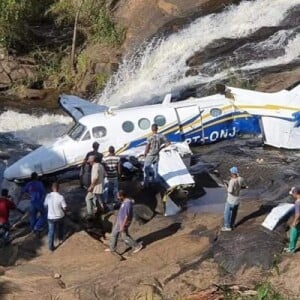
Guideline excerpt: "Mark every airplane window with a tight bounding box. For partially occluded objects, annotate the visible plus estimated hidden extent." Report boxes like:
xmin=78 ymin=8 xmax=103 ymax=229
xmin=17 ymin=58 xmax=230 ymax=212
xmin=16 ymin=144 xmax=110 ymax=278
xmin=122 ymin=121 xmax=134 ymax=133
xmin=92 ymin=126 xmax=107 ymax=138
xmin=154 ymin=115 xmax=166 ymax=127
xmin=68 ymin=124 xmax=86 ymax=141
xmin=210 ymin=108 xmax=222 ymax=117
xmin=82 ymin=131 xmax=91 ymax=141
xmin=138 ymin=118 xmax=150 ymax=130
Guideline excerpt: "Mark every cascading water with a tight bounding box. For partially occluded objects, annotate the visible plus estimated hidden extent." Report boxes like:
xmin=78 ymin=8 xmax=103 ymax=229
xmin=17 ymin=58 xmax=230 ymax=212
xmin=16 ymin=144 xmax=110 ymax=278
xmin=0 ymin=0 xmax=299 ymax=148
xmin=97 ymin=0 xmax=300 ymax=107
xmin=0 ymin=111 xmax=71 ymax=146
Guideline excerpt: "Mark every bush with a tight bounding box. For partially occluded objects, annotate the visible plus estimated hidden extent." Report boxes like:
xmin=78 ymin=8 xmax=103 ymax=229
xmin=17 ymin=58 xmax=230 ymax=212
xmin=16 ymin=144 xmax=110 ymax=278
xmin=48 ymin=0 xmax=122 ymax=45
xmin=0 ymin=0 xmax=53 ymax=51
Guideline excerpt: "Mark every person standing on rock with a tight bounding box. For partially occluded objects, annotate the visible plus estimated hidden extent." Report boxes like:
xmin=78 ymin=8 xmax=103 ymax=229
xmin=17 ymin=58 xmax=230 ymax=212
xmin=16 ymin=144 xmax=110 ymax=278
xmin=20 ymin=172 xmax=47 ymax=235
xmin=80 ymin=141 xmax=103 ymax=188
xmin=88 ymin=155 xmax=106 ymax=214
xmin=105 ymin=190 xmax=143 ymax=254
xmin=221 ymin=166 xmax=246 ymax=232
xmin=44 ymin=182 xmax=67 ymax=251
xmin=0 ymin=189 xmax=16 ymax=245
xmin=143 ymin=123 xmax=170 ymax=187
xmin=284 ymin=187 xmax=300 ymax=253
xmin=103 ymin=146 xmax=121 ymax=205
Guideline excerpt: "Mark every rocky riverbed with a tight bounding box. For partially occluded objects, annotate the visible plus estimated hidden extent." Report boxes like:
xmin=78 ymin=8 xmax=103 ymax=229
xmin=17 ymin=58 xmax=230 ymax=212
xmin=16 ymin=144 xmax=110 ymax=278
xmin=1 ymin=136 xmax=300 ymax=299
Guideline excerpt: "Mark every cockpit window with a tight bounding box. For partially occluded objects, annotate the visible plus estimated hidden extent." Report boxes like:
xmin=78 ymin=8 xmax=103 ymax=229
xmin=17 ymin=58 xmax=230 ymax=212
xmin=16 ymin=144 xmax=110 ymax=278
xmin=68 ymin=124 xmax=86 ymax=141
xmin=92 ymin=126 xmax=107 ymax=138
xmin=82 ymin=131 xmax=91 ymax=141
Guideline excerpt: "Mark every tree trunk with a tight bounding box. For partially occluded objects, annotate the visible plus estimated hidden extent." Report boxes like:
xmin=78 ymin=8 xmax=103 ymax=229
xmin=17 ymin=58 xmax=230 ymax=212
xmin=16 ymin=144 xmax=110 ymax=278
xmin=71 ymin=0 xmax=85 ymax=73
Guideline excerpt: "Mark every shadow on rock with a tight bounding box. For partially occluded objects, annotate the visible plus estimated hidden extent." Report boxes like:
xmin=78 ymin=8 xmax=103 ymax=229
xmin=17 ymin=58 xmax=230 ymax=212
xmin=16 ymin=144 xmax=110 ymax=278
xmin=138 ymin=222 xmax=182 ymax=247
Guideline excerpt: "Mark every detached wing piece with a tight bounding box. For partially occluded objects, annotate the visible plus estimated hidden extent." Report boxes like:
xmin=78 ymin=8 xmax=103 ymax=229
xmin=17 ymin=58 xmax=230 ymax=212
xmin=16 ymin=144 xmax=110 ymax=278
xmin=59 ymin=94 xmax=109 ymax=121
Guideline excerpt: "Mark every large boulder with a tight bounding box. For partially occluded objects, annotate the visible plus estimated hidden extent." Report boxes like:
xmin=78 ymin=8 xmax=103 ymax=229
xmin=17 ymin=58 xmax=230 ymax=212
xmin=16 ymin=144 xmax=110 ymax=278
xmin=212 ymin=225 xmax=286 ymax=274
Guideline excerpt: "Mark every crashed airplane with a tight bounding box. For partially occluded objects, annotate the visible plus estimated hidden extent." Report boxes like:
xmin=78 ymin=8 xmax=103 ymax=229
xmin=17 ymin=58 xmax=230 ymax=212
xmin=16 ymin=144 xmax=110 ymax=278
xmin=4 ymin=84 xmax=300 ymax=182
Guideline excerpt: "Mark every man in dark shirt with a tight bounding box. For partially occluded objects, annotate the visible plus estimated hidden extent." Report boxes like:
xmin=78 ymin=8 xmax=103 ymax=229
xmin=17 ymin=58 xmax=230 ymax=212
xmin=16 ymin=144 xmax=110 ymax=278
xmin=0 ymin=189 xmax=16 ymax=244
xmin=20 ymin=172 xmax=47 ymax=233
xmin=106 ymin=190 xmax=142 ymax=254
xmin=103 ymin=146 xmax=121 ymax=204
xmin=80 ymin=141 xmax=103 ymax=188
xmin=84 ymin=141 xmax=103 ymax=163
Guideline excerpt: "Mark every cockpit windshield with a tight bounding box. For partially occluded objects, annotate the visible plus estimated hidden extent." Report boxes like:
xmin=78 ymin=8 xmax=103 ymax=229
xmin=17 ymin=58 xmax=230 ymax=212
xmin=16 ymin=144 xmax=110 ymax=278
xmin=68 ymin=123 xmax=86 ymax=141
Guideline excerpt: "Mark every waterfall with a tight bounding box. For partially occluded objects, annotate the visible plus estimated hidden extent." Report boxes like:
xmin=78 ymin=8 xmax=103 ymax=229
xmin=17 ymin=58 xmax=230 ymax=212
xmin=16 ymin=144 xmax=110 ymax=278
xmin=96 ymin=0 xmax=300 ymax=107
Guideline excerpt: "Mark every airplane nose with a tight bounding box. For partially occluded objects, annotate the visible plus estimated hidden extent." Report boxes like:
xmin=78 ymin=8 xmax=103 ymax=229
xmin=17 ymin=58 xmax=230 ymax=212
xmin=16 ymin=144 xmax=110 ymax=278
xmin=3 ymin=145 xmax=67 ymax=181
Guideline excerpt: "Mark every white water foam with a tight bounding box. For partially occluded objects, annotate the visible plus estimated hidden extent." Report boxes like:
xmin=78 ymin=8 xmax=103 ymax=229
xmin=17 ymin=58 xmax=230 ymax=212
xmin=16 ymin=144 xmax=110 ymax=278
xmin=0 ymin=111 xmax=72 ymax=145
xmin=242 ymin=32 xmax=300 ymax=71
xmin=97 ymin=0 xmax=300 ymax=106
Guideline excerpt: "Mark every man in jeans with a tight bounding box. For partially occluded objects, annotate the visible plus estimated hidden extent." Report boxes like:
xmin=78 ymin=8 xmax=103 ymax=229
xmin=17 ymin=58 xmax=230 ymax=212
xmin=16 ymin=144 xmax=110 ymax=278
xmin=221 ymin=166 xmax=246 ymax=231
xmin=88 ymin=155 xmax=105 ymax=213
xmin=44 ymin=182 xmax=67 ymax=251
xmin=0 ymin=189 xmax=16 ymax=245
xmin=144 ymin=123 xmax=170 ymax=187
xmin=103 ymin=146 xmax=121 ymax=205
xmin=106 ymin=190 xmax=142 ymax=254
xmin=284 ymin=187 xmax=300 ymax=253
xmin=20 ymin=172 xmax=47 ymax=235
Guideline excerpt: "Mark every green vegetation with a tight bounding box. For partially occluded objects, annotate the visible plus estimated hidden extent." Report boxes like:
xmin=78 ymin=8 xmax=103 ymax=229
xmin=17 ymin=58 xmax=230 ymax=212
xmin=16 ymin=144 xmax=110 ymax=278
xmin=48 ymin=0 xmax=122 ymax=45
xmin=94 ymin=72 xmax=109 ymax=91
xmin=223 ymin=282 xmax=291 ymax=300
xmin=0 ymin=0 xmax=122 ymax=95
xmin=0 ymin=0 xmax=52 ymax=50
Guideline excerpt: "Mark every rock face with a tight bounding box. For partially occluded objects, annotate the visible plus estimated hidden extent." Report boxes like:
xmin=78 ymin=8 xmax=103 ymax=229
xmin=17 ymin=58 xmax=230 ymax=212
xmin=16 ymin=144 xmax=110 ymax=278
xmin=114 ymin=0 xmax=240 ymax=52
xmin=0 ymin=54 xmax=36 ymax=91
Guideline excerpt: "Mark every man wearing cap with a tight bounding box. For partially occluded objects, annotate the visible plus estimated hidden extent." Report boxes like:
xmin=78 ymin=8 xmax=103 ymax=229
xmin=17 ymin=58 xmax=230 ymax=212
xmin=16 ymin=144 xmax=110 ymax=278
xmin=284 ymin=187 xmax=300 ymax=253
xmin=221 ymin=166 xmax=246 ymax=231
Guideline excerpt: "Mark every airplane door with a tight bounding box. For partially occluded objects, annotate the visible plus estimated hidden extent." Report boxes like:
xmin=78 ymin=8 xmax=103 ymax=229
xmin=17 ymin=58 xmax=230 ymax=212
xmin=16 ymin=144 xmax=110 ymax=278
xmin=175 ymin=105 xmax=203 ymax=144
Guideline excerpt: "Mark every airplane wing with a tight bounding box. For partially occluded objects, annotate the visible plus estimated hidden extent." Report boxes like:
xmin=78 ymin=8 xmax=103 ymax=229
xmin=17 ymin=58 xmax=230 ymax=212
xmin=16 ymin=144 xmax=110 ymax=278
xmin=59 ymin=94 xmax=109 ymax=121
xmin=120 ymin=142 xmax=195 ymax=190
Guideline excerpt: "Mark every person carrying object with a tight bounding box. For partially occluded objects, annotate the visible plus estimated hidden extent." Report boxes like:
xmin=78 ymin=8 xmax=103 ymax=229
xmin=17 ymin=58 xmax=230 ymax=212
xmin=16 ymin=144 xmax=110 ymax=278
xmin=0 ymin=189 xmax=16 ymax=245
xmin=284 ymin=187 xmax=300 ymax=253
xmin=44 ymin=182 xmax=67 ymax=251
xmin=221 ymin=166 xmax=246 ymax=232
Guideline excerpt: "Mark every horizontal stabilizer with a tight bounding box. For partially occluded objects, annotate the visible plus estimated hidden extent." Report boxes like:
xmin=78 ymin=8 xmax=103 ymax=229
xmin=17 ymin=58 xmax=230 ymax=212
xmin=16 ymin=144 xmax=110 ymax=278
xmin=59 ymin=95 xmax=108 ymax=121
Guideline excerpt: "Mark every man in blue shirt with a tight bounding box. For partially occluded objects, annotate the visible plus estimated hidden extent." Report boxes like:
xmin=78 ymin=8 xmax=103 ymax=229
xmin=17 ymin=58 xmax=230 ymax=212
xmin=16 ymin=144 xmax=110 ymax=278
xmin=20 ymin=172 xmax=47 ymax=234
xmin=106 ymin=190 xmax=143 ymax=254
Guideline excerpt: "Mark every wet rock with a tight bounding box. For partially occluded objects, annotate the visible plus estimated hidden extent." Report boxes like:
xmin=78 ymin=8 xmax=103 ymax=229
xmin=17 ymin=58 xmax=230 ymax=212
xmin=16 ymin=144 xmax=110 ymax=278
xmin=256 ymin=66 xmax=300 ymax=92
xmin=212 ymin=225 xmax=286 ymax=274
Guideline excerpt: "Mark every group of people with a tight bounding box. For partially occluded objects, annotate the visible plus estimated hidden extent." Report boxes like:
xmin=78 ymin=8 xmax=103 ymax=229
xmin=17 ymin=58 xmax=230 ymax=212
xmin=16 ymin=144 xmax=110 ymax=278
xmin=81 ymin=142 xmax=121 ymax=217
xmin=1 ymin=122 xmax=300 ymax=256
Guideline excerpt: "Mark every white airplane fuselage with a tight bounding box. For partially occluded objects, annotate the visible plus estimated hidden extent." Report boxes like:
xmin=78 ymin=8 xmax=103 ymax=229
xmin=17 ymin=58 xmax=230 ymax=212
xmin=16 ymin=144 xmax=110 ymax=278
xmin=4 ymin=85 xmax=300 ymax=181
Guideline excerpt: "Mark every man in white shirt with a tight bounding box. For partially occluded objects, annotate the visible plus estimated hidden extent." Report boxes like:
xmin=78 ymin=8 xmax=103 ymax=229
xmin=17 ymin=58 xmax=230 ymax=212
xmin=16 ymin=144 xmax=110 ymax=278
xmin=44 ymin=182 xmax=67 ymax=251
xmin=221 ymin=166 xmax=246 ymax=231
